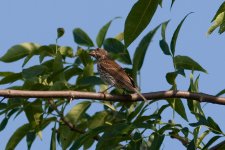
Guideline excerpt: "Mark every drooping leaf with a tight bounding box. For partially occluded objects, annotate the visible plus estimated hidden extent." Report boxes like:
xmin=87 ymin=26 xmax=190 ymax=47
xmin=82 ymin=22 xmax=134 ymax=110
xmin=124 ymin=0 xmax=160 ymax=47
xmin=73 ymin=28 xmax=94 ymax=47
xmin=22 ymin=65 xmax=48 ymax=80
xmin=0 ymin=43 xmax=41 ymax=63
xmin=133 ymin=24 xmax=161 ymax=72
xmin=170 ymin=13 xmax=192 ymax=56
xmin=0 ymin=117 xmax=8 ymax=132
xmin=149 ymin=133 xmax=165 ymax=150
xmin=174 ymin=55 xmax=207 ymax=73
xmin=57 ymin=28 xmax=65 ymax=39
xmin=103 ymin=38 xmax=132 ymax=64
xmin=5 ymin=123 xmax=31 ymax=150
xmin=88 ymin=111 xmax=109 ymax=129
xmin=159 ymin=39 xmax=171 ymax=56
xmin=0 ymin=73 xmax=22 ymax=85
xmin=167 ymin=98 xmax=188 ymax=121
xmin=26 ymin=131 xmax=36 ymax=150
xmin=202 ymin=136 xmax=221 ymax=150
xmin=50 ymin=126 xmax=56 ymax=150
xmin=161 ymin=20 xmax=170 ymax=40
xmin=78 ymin=76 xmax=104 ymax=87
xmin=65 ymin=101 xmax=91 ymax=124
xmin=166 ymin=71 xmax=178 ymax=85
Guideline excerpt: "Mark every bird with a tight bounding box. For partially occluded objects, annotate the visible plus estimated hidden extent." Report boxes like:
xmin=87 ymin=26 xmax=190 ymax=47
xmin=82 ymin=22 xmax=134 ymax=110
xmin=89 ymin=48 xmax=147 ymax=102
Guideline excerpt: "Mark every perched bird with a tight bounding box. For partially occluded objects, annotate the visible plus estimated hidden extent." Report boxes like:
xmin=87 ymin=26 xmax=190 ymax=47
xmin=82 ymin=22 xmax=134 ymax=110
xmin=89 ymin=48 xmax=147 ymax=102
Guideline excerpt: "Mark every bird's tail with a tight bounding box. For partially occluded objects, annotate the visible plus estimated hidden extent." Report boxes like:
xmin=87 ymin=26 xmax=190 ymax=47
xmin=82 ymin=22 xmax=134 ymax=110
xmin=133 ymin=88 xmax=147 ymax=102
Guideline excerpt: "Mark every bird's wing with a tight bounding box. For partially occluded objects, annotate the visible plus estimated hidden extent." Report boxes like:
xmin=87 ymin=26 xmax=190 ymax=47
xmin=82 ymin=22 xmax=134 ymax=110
xmin=99 ymin=59 xmax=136 ymax=91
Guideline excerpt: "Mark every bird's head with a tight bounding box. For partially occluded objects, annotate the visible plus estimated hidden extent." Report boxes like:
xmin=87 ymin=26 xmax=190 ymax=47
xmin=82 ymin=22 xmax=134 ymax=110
xmin=89 ymin=48 xmax=108 ymax=60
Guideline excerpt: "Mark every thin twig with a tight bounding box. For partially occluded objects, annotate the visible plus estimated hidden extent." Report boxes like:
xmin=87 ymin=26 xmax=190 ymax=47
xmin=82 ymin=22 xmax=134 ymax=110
xmin=48 ymin=99 xmax=100 ymax=141
xmin=0 ymin=90 xmax=225 ymax=105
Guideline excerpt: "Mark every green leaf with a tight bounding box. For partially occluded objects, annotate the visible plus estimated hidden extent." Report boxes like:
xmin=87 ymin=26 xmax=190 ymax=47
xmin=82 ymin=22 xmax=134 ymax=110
xmin=167 ymin=98 xmax=188 ymax=121
xmin=22 ymin=54 xmax=33 ymax=67
xmin=79 ymin=76 xmax=104 ymax=87
xmin=65 ymin=101 xmax=91 ymax=124
xmin=124 ymin=0 xmax=160 ymax=47
xmin=207 ymin=117 xmax=222 ymax=134
xmin=0 ymin=42 xmax=41 ymax=63
xmin=76 ymin=48 xmax=93 ymax=67
xmin=69 ymin=126 xmax=108 ymax=150
xmin=149 ymin=133 xmax=165 ymax=150
xmin=127 ymin=132 xmax=142 ymax=150
xmin=202 ymin=136 xmax=221 ymax=150
xmin=96 ymin=123 xmax=134 ymax=150
xmin=22 ymin=65 xmax=48 ymax=79
xmin=26 ymin=131 xmax=36 ymax=150
xmin=0 ymin=102 xmax=7 ymax=110
xmin=0 ymin=73 xmax=22 ymax=85
xmin=216 ymin=89 xmax=225 ymax=96
xmin=57 ymin=28 xmax=65 ymax=39
xmin=0 ymin=117 xmax=8 ymax=132
xmin=161 ymin=20 xmax=170 ymax=40
xmin=170 ymin=0 xmax=176 ymax=9
xmin=24 ymin=100 xmax=43 ymax=128
xmin=65 ymin=66 xmax=83 ymax=81
xmin=208 ymin=2 xmax=225 ymax=35
xmin=73 ymin=28 xmax=94 ymax=47
xmin=5 ymin=123 xmax=31 ymax=150
xmin=96 ymin=20 xmax=112 ymax=47
xmin=53 ymin=53 xmax=65 ymax=81
xmin=50 ymin=127 xmax=56 ymax=150
xmin=133 ymin=24 xmax=161 ymax=72
xmin=170 ymin=13 xmax=192 ymax=56
xmin=166 ymin=72 xmax=178 ymax=85
xmin=174 ymin=55 xmax=207 ymax=73
xmin=114 ymin=32 xmax=124 ymax=41
xmin=59 ymin=46 xmax=74 ymax=57
xmin=103 ymin=38 xmax=132 ymax=64
xmin=88 ymin=111 xmax=109 ymax=129
xmin=159 ymin=39 xmax=171 ymax=56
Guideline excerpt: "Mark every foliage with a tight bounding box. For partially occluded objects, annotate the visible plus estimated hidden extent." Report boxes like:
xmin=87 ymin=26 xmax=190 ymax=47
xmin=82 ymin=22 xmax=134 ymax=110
xmin=0 ymin=1 xmax=225 ymax=150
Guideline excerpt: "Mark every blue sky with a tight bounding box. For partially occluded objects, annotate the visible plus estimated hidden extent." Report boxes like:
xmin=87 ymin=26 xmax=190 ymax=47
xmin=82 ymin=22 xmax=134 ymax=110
xmin=0 ymin=0 xmax=225 ymax=149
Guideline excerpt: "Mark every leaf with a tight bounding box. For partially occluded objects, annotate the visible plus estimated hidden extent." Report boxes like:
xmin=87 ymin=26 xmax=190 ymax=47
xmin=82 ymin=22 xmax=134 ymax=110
xmin=5 ymin=123 xmax=31 ymax=150
xmin=103 ymin=38 xmax=132 ymax=64
xmin=57 ymin=28 xmax=65 ymax=39
xmin=65 ymin=101 xmax=91 ymax=124
xmin=159 ymin=39 xmax=171 ymax=56
xmin=52 ymin=53 xmax=65 ymax=81
xmin=202 ymin=136 xmax=221 ymax=150
xmin=207 ymin=117 xmax=222 ymax=134
xmin=216 ymin=89 xmax=225 ymax=96
xmin=96 ymin=20 xmax=112 ymax=47
xmin=50 ymin=127 xmax=56 ymax=150
xmin=59 ymin=46 xmax=74 ymax=57
xmin=166 ymin=71 xmax=178 ymax=85
xmin=174 ymin=55 xmax=207 ymax=73
xmin=149 ymin=133 xmax=165 ymax=150
xmin=127 ymin=132 xmax=142 ymax=150
xmin=114 ymin=32 xmax=124 ymax=41
xmin=133 ymin=24 xmax=161 ymax=72
xmin=0 ymin=117 xmax=8 ymax=132
xmin=161 ymin=20 xmax=170 ymax=40
xmin=65 ymin=66 xmax=83 ymax=81
xmin=208 ymin=2 xmax=225 ymax=35
xmin=0 ymin=73 xmax=22 ymax=85
xmin=96 ymin=123 xmax=134 ymax=150
xmin=88 ymin=111 xmax=109 ymax=129
xmin=0 ymin=42 xmax=41 ymax=63
xmin=69 ymin=126 xmax=108 ymax=150
xmin=170 ymin=0 xmax=176 ymax=9
xmin=26 ymin=131 xmax=36 ymax=150
xmin=170 ymin=13 xmax=192 ymax=56
xmin=79 ymin=76 xmax=104 ymax=87
xmin=167 ymin=98 xmax=188 ymax=121
xmin=22 ymin=65 xmax=48 ymax=79
xmin=73 ymin=28 xmax=94 ymax=47
xmin=124 ymin=0 xmax=160 ymax=47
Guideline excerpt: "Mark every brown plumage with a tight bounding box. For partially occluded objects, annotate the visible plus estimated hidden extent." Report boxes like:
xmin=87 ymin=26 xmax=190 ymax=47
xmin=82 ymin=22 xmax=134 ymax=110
xmin=89 ymin=48 xmax=147 ymax=102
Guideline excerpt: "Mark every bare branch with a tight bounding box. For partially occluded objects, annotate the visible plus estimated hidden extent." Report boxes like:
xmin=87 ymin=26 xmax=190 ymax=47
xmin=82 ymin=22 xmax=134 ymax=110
xmin=0 ymin=90 xmax=225 ymax=105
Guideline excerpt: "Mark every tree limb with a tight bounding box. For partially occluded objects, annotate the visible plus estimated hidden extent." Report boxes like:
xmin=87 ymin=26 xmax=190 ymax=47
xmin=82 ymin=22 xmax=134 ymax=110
xmin=0 ymin=90 xmax=225 ymax=105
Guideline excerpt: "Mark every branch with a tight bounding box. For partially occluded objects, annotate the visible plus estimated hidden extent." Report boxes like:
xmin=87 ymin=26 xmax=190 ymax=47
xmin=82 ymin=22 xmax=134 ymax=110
xmin=48 ymin=99 xmax=100 ymax=141
xmin=0 ymin=90 xmax=225 ymax=105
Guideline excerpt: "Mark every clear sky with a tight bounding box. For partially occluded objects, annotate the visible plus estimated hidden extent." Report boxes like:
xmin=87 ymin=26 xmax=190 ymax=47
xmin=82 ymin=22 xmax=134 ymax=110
xmin=0 ymin=0 xmax=225 ymax=149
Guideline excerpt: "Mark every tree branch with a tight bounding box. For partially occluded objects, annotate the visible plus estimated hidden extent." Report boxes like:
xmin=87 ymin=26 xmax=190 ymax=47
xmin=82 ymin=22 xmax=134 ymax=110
xmin=0 ymin=90 xmax=225 ymax=105
xmin=47 ymin=99 xmax=100 ymax=141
